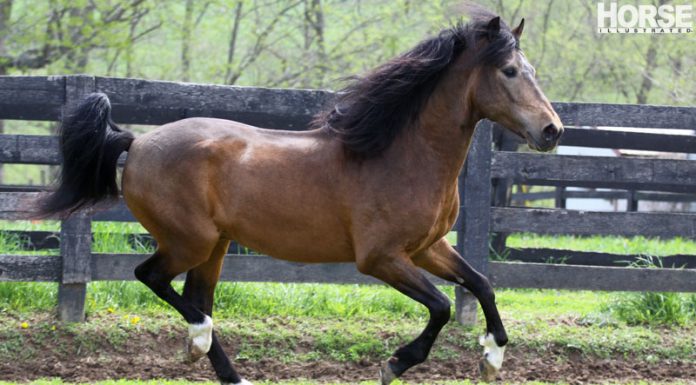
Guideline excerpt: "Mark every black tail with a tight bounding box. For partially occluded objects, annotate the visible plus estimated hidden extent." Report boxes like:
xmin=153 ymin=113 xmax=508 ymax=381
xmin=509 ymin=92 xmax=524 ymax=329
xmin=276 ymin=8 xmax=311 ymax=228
xmin=38 ymin=93 xmax=134 ymax=218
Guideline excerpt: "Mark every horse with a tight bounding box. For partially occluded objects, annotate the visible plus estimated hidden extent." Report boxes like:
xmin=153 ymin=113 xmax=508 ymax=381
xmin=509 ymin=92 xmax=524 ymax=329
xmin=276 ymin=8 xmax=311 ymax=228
xmin=38 ymin=8 xmax=562 ymax=385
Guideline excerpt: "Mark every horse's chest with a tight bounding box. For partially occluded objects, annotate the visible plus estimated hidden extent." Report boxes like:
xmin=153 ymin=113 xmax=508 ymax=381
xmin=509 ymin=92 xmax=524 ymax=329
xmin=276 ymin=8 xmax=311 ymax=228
xmin=401 ymin=189 xmax=459 ymax=253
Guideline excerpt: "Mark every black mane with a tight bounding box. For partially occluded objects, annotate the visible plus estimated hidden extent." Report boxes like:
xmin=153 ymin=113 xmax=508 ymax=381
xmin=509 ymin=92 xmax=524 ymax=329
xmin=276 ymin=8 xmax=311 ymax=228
xmin=315 ymin=9 xmax=519 ymax=160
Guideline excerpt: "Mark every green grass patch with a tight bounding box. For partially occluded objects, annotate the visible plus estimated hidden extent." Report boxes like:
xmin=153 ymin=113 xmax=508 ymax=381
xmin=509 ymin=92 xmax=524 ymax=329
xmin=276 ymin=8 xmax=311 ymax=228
xmin=1 ymin=311 xmax=693 ymax=364
xmin=1 ymin=285 xmax=693 ymax=362
xmin=0 ymin=282 xmax=58 ymax=313
xmin=506 ymin=233 xmax=696 ymax=256
xmin=604 ymin=291 xmax=696 ymax=326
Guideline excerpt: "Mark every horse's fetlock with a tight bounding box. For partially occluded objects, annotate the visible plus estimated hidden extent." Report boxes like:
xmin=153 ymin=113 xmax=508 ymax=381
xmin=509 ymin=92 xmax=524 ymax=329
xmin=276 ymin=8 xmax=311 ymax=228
xmin=395 ymin=344 xmax=427 ymax=367
xmin=495 ymin=332 xmax=508 ymax=347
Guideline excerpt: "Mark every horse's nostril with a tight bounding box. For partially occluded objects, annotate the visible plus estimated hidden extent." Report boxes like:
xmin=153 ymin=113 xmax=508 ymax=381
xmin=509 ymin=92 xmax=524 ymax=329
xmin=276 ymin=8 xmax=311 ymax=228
xmin=543 ymin=124 xmax=559 ymax=141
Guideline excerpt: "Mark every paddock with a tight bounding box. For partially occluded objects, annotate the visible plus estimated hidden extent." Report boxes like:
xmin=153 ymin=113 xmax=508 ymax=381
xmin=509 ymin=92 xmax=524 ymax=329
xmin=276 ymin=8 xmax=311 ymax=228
xmin=0 ymin=75 xmax=693 ymax=326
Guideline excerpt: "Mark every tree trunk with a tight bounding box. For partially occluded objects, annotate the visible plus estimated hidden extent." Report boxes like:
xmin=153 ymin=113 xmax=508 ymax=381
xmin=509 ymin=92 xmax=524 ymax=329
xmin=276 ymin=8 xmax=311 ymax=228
xmin=301 ymin=0 xmax=326 ymax=87
xmin=311 ymin=0 xmax=326 ymax=67
xmin=65 ymin=5 xmax=94 ymax=72
xmin=225 ymin=1 xmax=243 ymax=85
xmin=636 ymin=37 xmax=658 ymax=105
xmin=126 ymin=3 xmax=141 ymax=77
xmin=181 ymin=0 xmax=194 ymax=82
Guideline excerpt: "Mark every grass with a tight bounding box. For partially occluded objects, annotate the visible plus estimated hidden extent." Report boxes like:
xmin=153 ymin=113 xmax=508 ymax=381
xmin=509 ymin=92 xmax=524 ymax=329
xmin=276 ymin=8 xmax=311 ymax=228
xmin=0 ymin=221 xmax=694 ymax=367
xmin=604 ymin=292 xmax=696 ymax=326
xmin=0 ymin=222 xmax=695 ymax=324
xmin=0 ymin=221 xmax=150 ymax=255
xmin=1 ymin=285 xmax=694 ymax=363
xmin=506 ymin=233 xmax=696 ymax=256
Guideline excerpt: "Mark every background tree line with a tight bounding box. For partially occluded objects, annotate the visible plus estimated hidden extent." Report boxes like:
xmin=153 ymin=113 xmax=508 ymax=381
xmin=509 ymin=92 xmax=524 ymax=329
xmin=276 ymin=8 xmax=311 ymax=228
xmin=0 ymin=0 xmax=693 ymax=106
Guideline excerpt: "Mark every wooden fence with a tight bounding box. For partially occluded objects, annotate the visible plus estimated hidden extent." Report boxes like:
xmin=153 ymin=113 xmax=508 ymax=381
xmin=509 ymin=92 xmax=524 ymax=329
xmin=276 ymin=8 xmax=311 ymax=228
xmin=0 ymin=75 xmax=695 ymax=323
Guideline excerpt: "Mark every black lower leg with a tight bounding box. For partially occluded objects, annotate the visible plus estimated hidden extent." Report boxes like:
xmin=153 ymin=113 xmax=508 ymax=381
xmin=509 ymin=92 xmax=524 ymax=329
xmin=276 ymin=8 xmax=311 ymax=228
xmin=182 ymin=266 xmax=243 ymax=384
xmin=388 ymin=301 xmax=450 ymax=377
xmin=381 ymin=274 xmax=451 ymax=378
xmin=207 ymin=333 xmax=243 ymax=384
xmin=460 ymin=268 xmax=507 ymax=347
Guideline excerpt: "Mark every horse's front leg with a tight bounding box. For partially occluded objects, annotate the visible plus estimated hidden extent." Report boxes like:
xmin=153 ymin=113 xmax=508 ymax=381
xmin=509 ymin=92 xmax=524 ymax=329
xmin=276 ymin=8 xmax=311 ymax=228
xmin=357 ymin=254 xmax=451 ymax=385
xmin=414 ymin=238 xmax=508 ymax=381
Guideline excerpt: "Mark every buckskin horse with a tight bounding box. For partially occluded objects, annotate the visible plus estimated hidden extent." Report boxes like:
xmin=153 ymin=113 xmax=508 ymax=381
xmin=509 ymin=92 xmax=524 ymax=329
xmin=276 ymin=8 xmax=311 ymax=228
xmin=38 ymin=8 xmax=563 ymax=385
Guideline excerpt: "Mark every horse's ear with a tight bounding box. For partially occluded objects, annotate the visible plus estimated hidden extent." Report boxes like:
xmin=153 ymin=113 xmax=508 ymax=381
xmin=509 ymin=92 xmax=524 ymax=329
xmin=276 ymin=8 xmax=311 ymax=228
xmin=486 ymin=16 xmax=501 ymax=40
xmin=513 ymin=18 xmax=525 ymax=39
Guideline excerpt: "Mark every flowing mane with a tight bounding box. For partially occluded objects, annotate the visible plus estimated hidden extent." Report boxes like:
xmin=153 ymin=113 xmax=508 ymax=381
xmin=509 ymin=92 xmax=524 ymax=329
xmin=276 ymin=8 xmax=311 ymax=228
xmin=315 ymin=10 xmax=519 ymax=160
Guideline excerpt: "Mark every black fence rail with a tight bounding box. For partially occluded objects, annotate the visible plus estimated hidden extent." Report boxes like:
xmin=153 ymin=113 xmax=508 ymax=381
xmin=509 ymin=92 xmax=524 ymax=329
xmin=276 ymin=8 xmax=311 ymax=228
xmin=0 ymin=75 xmax=695 ymax=323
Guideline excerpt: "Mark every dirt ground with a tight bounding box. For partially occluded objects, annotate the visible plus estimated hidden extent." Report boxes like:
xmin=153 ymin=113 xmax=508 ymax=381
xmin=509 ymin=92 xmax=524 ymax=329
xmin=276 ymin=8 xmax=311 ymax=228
xmin=1 ymin=329 xmax=694 ymax=384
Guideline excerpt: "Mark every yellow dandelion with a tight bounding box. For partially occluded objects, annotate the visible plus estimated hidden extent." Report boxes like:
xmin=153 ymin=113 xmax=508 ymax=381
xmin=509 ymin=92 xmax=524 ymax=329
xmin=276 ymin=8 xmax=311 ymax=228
xmin=130 ymin=316 xmax=141 ymax=325
xmin=20 ymin=322 xmax=29 ymax=329
xmin=107 ymin=307 xmax=115 ymax=314
xmin=51 ymin=325 xmax=57 ymax=331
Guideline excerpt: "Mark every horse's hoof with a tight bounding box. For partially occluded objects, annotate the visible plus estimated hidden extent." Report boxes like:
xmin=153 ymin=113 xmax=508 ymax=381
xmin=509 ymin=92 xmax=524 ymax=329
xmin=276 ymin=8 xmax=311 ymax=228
xmin=186 ymin=338 xmax=207 ymax=363
xmin=478 ymin=333 xmax=505 ymax=381
xmin=479 ymin=357 xmax=499 ymax=382
xmin=379 ymin=359 xmax=398 ymax=385
xmin=187 ymin=315 xmax=213 ymax=363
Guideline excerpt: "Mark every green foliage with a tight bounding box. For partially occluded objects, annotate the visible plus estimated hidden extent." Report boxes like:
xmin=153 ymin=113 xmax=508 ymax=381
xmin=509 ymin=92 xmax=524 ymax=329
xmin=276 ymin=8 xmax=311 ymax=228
xmin=0 ymin=231 xmax=27 ymax=253
xmin=2 ymin=1 xmax=693 ymax=107
xmin=601 ymin=256 xmax=696 ymax=326
xmin=91 ymin=222 xmax=153 ymax=254
xmin=0 ymin=282 xmax=58 ymax=313
xmin=605 ymin=291 xmax=696 ymax=326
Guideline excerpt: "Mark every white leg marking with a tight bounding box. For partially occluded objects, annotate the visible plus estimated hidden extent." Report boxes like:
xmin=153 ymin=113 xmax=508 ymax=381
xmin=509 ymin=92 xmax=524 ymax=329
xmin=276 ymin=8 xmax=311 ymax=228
xmin=229 ymin=380 xmax=253 ymax=385
xmin=479 ymin=333 xmax=505 ymax=370
xmin=189 ymin=315 xmax=213 ymax=356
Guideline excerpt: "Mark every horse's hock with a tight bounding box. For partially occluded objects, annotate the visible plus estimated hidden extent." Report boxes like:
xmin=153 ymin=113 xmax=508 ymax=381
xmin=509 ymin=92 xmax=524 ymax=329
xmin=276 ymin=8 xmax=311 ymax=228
xmin=0 ymin=75 xmax=695 ymax=322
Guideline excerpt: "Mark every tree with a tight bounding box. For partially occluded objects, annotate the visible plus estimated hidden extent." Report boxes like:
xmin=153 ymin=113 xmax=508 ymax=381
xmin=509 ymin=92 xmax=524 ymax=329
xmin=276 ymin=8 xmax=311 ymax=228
xmin=0 ymin=0 xmax=160 ymax=74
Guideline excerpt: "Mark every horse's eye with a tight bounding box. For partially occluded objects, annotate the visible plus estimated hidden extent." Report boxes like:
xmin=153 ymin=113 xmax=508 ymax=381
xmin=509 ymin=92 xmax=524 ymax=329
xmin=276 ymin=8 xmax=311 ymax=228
xmin=502 ymin=67 xmax=517 ymax=78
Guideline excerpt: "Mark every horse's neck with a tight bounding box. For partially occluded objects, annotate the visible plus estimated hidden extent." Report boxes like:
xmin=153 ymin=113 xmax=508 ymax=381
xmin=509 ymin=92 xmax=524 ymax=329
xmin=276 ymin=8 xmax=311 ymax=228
xmin=399 ymin=69 xmax=479 ymax=187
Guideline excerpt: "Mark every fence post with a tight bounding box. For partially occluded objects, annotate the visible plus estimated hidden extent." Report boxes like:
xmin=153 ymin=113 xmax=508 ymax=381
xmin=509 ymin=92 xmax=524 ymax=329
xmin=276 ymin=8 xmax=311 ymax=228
xmin=58 ymin=213 xmax=92 ymax=322
xmin=555 ymin=185 xmax=566 ymax=209
xmin=490 ymin=127 xmax=517 ymax=254
xmin=455 ymin=120 xmax=493 ymax=325
xmin=627 ymin=190 xmax=638 ymax=212
xmin=58 ymin=75 xmax=95 ymax=322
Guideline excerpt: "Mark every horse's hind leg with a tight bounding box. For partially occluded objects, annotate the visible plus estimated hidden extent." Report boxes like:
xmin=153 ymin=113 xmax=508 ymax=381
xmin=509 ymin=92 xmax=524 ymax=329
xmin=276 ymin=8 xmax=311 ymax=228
xmin=182 ymin=239 xmax=253 ymax=385
xmin=413 ymin=238 xmax=508 ymax=381
xmin=357 ymin=255 xmax=451 ymax=385
xmin=134 ymin=236 xmax=219 ymax=360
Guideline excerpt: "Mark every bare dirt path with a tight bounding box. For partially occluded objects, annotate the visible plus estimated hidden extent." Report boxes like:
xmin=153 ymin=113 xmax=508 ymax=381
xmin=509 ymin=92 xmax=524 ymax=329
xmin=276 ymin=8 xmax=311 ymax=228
xmin=1 ymin=331 xmax=694 ymax=384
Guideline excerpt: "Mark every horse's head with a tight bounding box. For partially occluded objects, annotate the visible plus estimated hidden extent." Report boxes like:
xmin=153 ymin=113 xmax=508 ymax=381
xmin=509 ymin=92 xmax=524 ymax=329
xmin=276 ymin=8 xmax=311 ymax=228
xmin=468 ymin=16 xmax=563 ymax=152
